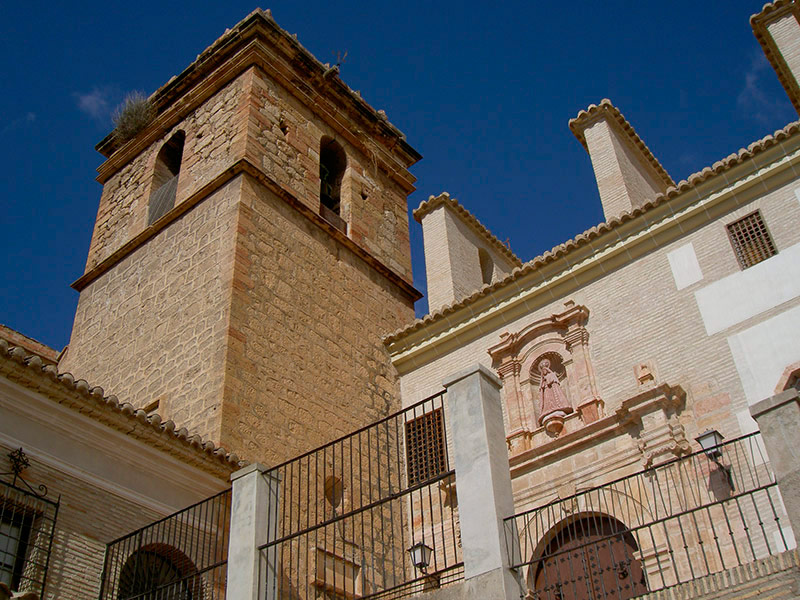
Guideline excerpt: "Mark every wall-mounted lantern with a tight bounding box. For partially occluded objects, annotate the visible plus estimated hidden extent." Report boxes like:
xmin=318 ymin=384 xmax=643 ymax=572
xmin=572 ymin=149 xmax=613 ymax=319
xmin=696 ymin=429 xmax=725 ymax=460
xmin=408 ymin=541 xmax=433 ymax=572
xmin=696 ymin=429 xmax=733 ymax=489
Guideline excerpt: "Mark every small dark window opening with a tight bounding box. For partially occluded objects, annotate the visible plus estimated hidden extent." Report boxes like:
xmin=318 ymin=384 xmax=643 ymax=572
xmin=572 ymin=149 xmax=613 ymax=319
xmin=726 ymin=210 xmax=777 ymax=269
xmin=479 ymin=248 xmax=494 ymax=285
xmin=405 ymin=409 xmax=446 ymax=486
xmin=319 ymin=138 xmax=346 ymax=216
xmin=0 ymin=508 xmax=33 ymax=590
xmin=148 ymin=131 xmax=185 ymax=226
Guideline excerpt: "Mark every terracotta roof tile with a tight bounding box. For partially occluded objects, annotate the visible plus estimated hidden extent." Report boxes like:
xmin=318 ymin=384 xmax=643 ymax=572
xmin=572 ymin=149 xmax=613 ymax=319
xmin=413 ymin=192 xmax=522 ymax=267
xmin=384 ymin=120 xmax=800 ymax=345
xmin=0 ymin=325 xmax=58 ymax=364
xmin=0 ymin=336 xmax=244 ymax=472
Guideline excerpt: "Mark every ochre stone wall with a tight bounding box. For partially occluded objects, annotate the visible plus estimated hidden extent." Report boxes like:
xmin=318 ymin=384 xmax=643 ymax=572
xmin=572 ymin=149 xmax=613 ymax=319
xmin=85 ymin=73 xmax=249 ymax=271
xmin=246 ymin=69 xmax=411 ymax=282
xmin=218 ymin=174 xmax=414 ymax=464
xmin=66 ymin=56 xmax=418 ymax=461
xmin=61 ymin=179 xmax=242 ymax=440
xmin=243 ymin=67 xmax=413 ymax=283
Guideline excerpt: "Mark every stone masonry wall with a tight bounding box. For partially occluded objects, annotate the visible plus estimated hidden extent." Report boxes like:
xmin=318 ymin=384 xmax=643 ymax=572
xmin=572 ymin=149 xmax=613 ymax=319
xmin=68 ymin=58 xmax=418 ymax=461
xmin=85 ymin=73 xmax=249 ymax=271
xmin=217 ymin=173 xmax=415 ymax=465
xmin=0 ymin=443 xmax=163 ymax=600
xmin=443 ymin=207 xmax=515 ymax=302
xmin=61 ymin=179 xmax=241 ymax=440
xmin=767 ymin=13 xmax=800 ymax=97
xmin=607 ymin=121 xmax=665 ymax=210
xmin=420 ymin=206 xmax=452 ymax=311
xmin=243 ymin=67 xmax=413 ymax=282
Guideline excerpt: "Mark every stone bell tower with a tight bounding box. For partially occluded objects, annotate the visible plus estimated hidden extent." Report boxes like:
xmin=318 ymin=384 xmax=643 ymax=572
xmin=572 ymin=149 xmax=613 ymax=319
xmin=60 ymin=10 xmax=421 ymax=465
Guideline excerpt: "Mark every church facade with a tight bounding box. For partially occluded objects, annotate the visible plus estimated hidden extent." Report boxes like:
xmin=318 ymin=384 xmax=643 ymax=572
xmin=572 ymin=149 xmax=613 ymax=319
xmin=3 ymin=1 xmax=800 ymax=599
xmin=386 ymin=0 xmax=800 ymax=596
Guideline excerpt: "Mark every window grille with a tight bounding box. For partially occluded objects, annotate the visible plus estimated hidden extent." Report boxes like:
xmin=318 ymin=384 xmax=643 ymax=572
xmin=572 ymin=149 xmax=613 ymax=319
xmin=405 ymin=409 xmax=446 ymax=485
xmin=0 ymin=509 xmax=30 ymax=589
xmin=0 ymin=483 xmax=58 ymax=595
xmin=0 ymin=449 xmax=59 ymax=596
xmin=726 ymin=210 xmax=777 ymax=269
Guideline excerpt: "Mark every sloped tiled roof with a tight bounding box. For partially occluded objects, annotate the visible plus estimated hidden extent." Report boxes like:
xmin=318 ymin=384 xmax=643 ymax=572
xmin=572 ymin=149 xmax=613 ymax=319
xmin=0 ymin=325 xmax=58 ymax=364
xmin=384 ymin=120 xmax=800 ymax=345
xmin=413 ymin=192 xmax=522 ymax=267
xmin=569 ymin=99 xmax=675 ymax=190
xmin=0 ymin=336 xmax=244 ymax=476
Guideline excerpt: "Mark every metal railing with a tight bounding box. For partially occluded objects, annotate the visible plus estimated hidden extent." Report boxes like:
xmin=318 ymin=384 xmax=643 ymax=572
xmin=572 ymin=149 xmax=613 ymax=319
xmin=504 ymin=432 xmax=791 ymax=599
xmin=98 ymin=488 xmax=232 ymax=600
xmin=0 ymin=476 xmax=59 ymax=597
xmin=259 ymin=392 xmax=463 ymax=599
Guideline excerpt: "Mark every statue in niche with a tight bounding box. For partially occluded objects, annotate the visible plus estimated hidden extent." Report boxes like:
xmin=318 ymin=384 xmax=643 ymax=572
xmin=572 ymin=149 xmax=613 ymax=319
xmin=538 ymin=358 xmax=573 ymax=435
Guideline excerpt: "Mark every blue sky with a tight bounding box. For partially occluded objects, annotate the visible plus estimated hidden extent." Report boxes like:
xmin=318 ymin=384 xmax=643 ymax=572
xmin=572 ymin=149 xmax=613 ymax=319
xmin=0 ymin=1 xmax=796 ymax=351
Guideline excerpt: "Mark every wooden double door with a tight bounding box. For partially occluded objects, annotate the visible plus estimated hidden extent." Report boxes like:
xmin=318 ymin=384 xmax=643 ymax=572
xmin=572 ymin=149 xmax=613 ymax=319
xmin=532 ymin=517 xmax=648 ymax=600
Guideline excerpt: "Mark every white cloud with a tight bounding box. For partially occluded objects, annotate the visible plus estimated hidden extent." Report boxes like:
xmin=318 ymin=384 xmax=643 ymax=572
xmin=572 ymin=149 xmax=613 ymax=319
xmin=74 ymin=87 xmax=112 ymax=121
xmin=737 ymin=53 xmax=795 ymax=125
xmin=1 ymin=111 xmax=37 ymax=135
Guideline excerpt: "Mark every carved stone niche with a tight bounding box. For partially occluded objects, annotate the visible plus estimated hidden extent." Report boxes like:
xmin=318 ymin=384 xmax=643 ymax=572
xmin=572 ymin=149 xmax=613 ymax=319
xmin=488 ymin=302 xmax=603 ymax=455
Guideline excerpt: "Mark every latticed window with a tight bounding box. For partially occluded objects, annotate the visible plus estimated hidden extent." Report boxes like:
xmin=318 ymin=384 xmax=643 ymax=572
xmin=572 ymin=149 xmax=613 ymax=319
xmin=405 ymin=409 xmax=446 ymax=485
xmin=0 ymin=475 xmax=58 ymax=596
xmin=0 ymin=508 xmax=31 ymax=589
xmin=726 ymin=210 xmax=777 ymax=269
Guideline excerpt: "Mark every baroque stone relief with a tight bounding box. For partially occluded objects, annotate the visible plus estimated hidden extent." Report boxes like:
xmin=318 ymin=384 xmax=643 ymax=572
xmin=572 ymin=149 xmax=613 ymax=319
xmin=488 ymin=301 xmax=604 ymax=454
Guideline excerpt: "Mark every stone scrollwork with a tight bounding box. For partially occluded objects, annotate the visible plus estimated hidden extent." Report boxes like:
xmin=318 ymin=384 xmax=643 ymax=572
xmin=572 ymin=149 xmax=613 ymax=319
xmin=621 ymin=387 xmax=691 ymax=469
xmin=489 ymin=301 xmax=603 ymax=453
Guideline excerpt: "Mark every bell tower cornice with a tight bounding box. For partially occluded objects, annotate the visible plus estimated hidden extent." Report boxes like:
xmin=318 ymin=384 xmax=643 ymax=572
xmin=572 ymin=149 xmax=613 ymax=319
xmin=94 ymin=9 xmax=420 ymax=191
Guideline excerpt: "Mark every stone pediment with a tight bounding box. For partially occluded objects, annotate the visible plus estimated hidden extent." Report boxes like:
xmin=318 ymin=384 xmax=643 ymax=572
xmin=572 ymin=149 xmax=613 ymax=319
xmin=488 ymin=302 xmax=589 ymax=359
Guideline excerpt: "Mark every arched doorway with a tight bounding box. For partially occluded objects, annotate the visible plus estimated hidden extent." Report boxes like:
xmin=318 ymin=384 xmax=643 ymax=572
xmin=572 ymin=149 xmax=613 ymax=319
xmin=117 ymin=543 xmax=202 ymax=600
xmin=530 ymin=515 xmax=647 ymax=600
